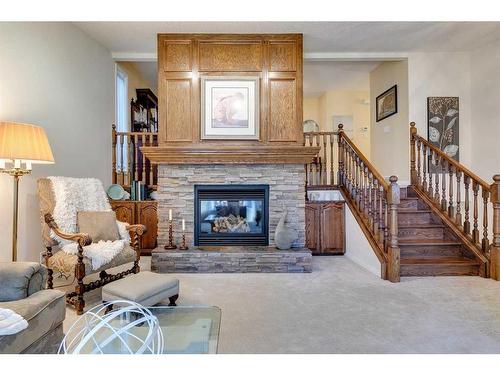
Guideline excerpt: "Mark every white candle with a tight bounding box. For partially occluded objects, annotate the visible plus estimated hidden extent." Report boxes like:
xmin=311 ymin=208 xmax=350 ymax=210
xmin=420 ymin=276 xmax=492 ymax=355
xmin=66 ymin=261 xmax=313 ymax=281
xmin=169 ymin=209 xmax=172 ymax=221
xmin=182 ymin=219 xmax=185 ymax=231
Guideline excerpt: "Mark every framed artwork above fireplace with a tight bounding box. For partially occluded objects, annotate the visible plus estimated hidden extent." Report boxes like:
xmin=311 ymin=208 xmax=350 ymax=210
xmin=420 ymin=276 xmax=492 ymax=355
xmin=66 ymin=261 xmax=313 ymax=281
xmin=201 ymin=76 xmax=260 ymax=140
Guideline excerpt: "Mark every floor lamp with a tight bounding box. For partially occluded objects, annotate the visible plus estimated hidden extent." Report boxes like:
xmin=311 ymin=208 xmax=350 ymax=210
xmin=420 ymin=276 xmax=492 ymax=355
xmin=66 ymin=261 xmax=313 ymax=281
xmin=0 ymin=122 xmax=54 ymax=261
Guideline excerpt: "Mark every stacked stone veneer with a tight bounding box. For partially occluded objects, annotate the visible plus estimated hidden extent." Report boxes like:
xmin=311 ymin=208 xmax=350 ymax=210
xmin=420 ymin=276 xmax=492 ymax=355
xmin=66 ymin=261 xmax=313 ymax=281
xmin=157 ymin=164 xmax=306 ymax=248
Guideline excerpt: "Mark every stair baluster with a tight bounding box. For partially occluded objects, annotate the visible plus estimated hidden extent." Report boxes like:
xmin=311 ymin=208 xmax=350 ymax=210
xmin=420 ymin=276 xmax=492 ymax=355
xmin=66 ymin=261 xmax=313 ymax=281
xmin=373 ymin=179 xmax=379 ymax=235
xmin=434 ymin=152 xmax=440 ymax=205
xmin=322 ymin=134 xmax=328 ymax=185
xmin=416 ymin=139 xmax=422 ymax=188
xmin=464 ymin=175 xmax=471 ymax=234
xmin=482 ymin=189 xmax=490 ymax=252
xmin=441 ymin=159 xmax=447 ymax=211
xmin=448 ymin=164 xmax=454 ymax=218
xmin=422 ymin=143 xmax=428 ymax=192
xmin=456 ymin=171 xmax=462 ymax=227
xmin=368 ymin=172 xmax=373 ymax=227
xmin=330 ymin=133 xmax=335 ymax=185
xmin=378 ymin=184 xmax=384 ymax=244
xmin=428 ymin=150 xmax=434 ymax=198
xmin=472 ymin=182 xmax=480 ymax=244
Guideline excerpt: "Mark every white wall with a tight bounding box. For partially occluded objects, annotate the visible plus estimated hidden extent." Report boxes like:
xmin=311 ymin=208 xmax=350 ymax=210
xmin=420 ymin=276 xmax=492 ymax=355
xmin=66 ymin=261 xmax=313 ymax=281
xmin=470 ymin=41 xmax=500 ymax=182
xmin=0 ymin=23 xmax=115 ymax=262
xmin=344 ymin=204 xmax=381 ymax=277
xmin=370 ymin=60 xmax=410 ymax=182
xmin=408 ymin=52 xmax=472 ymax=170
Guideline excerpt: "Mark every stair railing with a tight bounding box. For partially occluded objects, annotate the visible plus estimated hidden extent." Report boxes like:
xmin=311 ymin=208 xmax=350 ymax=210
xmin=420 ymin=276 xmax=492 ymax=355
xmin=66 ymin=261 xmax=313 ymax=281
xmin=337 ymin=124 xmax=401 ymax=282
xmin=409 ymin=122 xmax=499 ymax=277
xmin=112 ymin=124 xmax=158 ymax=189
xmin=304 ymin=131 xmax=339 ymax=186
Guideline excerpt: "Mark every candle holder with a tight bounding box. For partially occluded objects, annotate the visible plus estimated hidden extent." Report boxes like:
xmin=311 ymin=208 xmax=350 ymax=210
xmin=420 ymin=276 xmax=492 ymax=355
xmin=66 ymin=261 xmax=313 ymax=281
xmin=164 ymin=220 xmax=177 ymax=250
xmin=179 ymin=233 xmax=188 ymax=250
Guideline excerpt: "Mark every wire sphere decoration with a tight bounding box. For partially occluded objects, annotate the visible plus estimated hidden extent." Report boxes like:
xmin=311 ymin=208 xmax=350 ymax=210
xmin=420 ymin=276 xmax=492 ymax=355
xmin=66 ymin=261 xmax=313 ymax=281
xmin=59 ymin=300 xmax=164 ymax=354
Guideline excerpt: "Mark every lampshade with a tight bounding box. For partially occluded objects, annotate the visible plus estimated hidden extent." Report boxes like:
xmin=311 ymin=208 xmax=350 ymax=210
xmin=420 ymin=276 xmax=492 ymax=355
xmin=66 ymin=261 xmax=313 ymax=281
xmin=0 ymin=122 xmax=54 ymax=164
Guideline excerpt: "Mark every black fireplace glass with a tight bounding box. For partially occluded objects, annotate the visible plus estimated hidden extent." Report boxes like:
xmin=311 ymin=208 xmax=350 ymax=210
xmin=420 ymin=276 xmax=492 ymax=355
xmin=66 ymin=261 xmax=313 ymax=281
xmin=194 ymin=185 xmax=269 ymax=246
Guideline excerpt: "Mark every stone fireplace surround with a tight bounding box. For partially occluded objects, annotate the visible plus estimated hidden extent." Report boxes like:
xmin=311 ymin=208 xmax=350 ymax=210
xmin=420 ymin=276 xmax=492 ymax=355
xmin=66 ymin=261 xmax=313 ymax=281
xmin=157 ymin=164 xmax=306 ymax=248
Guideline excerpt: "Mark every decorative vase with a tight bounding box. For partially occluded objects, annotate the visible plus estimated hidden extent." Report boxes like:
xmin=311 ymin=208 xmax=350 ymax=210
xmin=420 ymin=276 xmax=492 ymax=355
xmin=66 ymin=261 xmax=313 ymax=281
xmin=274 ymin=210 xmax=298 ymax=250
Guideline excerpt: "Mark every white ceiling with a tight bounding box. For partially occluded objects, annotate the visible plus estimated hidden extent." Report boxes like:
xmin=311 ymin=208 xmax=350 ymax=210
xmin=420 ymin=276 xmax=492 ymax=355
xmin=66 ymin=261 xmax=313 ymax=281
xmin=78 ymin=22 xmax=500 ymax=96
xmin=75 ymin=22 xmax=500 ymax=55
xmin=304 ymin=61 xmax=379 ymax=96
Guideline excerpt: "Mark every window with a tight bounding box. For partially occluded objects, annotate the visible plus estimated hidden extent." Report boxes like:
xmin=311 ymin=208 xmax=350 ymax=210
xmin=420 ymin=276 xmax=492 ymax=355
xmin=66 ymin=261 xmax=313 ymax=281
xmin=115 ymin=65 xmax=128 ymax=172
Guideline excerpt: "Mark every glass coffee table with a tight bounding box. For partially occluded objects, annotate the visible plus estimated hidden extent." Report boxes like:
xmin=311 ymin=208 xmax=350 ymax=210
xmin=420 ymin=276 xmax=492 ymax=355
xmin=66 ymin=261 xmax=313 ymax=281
xmin=153 ymin=306 xmax=221 ymax=354
xmin=64 ymin=305 xmax=221 ymax=354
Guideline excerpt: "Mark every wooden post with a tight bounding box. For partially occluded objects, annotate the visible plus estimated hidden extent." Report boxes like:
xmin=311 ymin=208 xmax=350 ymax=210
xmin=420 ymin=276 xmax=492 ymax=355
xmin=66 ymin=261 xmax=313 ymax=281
xmin=337 ymin=124 xmax=344 ymax=186
xmin=410 ymin=122 xmax=417 ymax=186
xmin=490 ymin=175 xmax=500 ymax=280
xmin=387 ymin=175 xmax=401 ymax=283
xmin=111 ymin=124 xmax=117 ymax=184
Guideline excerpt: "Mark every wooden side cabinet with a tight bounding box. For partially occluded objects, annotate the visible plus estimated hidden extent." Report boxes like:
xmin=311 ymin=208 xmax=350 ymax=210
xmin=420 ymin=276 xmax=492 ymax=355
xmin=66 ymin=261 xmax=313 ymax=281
xmin=305 ymin=201 xmax=345 ymax=255
xmin=110 ymin=200 xmax=158 ymax=255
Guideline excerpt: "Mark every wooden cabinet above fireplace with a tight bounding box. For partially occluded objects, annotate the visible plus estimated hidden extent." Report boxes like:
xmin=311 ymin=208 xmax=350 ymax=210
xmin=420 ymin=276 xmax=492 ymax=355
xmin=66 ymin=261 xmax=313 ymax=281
xmin=141 ymin=33 xmax=320 ymax=165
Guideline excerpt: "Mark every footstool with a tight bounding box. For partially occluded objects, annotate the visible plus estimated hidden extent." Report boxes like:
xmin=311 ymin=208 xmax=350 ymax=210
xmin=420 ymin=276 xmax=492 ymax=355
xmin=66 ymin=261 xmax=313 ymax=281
xmin=102 ymin=271 xmax=179 ymax=310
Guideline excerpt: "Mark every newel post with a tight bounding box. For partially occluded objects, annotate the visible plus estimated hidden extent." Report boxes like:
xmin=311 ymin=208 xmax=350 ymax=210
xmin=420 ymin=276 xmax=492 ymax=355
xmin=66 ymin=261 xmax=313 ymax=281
xmin=490 ymin=175 xmax=500 ymax=280
xmin=337 ymin=123 xmax=345 ymax=186
xmin=410 ymin=122 xmax=417 ymax=186
xmin=112 ymin=124 xmax=117 ymax=185
xmin=387 ymin=175 xmax=401 ymax=282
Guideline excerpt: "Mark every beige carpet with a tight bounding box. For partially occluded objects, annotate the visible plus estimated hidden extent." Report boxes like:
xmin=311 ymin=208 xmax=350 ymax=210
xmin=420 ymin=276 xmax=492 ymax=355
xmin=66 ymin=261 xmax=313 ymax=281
xmin=59 ymin=256 xmax=500 ymax=353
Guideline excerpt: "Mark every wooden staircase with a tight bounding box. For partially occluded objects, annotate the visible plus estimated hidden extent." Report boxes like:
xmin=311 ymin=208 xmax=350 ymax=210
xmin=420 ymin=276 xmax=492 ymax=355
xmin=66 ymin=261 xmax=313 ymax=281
xmin=398 ymin=187 xmax=481 ymax=276
xmin=305 ymin=122 xmax=500 ymax=282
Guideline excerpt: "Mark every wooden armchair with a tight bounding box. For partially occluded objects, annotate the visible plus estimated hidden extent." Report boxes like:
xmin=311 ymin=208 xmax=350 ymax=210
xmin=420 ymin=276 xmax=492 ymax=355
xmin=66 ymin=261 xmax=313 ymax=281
xmin=37 ymin=178 xmax=146 ymax=315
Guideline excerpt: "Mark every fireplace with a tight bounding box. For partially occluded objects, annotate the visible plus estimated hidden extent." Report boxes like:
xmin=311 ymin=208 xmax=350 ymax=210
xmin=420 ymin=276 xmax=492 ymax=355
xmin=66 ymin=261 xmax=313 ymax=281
xmin=194 ymin=184 xmax=269 ymax=246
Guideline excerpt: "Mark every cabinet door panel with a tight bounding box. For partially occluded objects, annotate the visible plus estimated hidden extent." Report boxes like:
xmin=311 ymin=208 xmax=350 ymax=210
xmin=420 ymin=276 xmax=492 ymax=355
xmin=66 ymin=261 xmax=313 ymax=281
xmin=305 ymin=203 xmax=321 ymax=254
xmin=320 ymin=203 xmax=345 ymax=254
xmin=111 ymin=201 xmax=135 ymax=225
xmin=138 ymin=201 xmax=158 ymax=250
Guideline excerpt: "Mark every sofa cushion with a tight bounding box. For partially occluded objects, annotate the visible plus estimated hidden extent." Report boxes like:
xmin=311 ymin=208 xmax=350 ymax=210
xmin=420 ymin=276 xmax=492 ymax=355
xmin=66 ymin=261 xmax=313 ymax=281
xmin=77 ymin=211 xmax=120 ymax=242
xmin=0 ymin=262 xmax=47 ymax=302
xmin=47 ymin=244 xmax=137 ymax=278
xmin=0 ymin=289 xmax=65 ymax=354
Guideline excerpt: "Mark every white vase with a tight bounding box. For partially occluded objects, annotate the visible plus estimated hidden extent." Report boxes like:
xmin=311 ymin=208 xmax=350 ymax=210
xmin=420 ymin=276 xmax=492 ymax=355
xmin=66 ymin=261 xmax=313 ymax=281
xmin=274 ymin=210 xmax=298 ymax=250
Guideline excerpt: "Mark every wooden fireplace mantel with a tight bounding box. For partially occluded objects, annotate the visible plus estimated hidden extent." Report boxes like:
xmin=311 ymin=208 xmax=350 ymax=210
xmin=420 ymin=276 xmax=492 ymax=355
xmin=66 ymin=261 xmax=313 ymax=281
xmin=140 ymin=145 xmax=321 ymax=164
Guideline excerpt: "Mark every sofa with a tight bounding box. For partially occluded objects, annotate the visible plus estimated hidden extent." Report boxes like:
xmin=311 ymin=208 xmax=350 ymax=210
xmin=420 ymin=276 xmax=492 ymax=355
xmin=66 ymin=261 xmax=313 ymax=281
xmin=0 ymin=262 xmax=66 ymax=354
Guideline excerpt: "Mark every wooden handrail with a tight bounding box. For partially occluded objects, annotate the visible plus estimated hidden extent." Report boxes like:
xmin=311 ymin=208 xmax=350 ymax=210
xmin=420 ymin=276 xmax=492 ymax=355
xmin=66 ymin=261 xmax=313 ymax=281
xmin=412 ymin=129 xmax=490 ymax=191
xmin=336 ymin=123 xmax=400 ymax=282
xmin=304 ymin=131 xmax=340 ymax=136
xmin=339 ymin=130 xmax=389 ymax=190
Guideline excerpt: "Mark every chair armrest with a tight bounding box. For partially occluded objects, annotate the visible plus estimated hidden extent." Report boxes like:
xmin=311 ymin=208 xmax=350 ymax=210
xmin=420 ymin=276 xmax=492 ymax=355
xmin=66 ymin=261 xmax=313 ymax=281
xmin=44 ymin=213 xmax=92 ymax=247
xmin=0 ymin=262 xmax=47 ymax=301
xmin=126 ymin=224 xmax=146 ymax=236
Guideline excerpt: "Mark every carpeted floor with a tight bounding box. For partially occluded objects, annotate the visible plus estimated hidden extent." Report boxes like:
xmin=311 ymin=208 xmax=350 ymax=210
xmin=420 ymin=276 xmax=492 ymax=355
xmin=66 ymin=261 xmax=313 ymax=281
xmin=60 ymin=256 xmax=500 ymax=353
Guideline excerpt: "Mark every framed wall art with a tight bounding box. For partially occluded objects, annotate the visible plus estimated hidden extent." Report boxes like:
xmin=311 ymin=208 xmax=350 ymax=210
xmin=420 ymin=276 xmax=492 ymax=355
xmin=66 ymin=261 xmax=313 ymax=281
xmin=376 ymin=85 xmax=398 ymax=122
xmin=201 ymin=76 xmax=260 ymax=140
xmin=427 ymin=97 xmax=459 ymax=162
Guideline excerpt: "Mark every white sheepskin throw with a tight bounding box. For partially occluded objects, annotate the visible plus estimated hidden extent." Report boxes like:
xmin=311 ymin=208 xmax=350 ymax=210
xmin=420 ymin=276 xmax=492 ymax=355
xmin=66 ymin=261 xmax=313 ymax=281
xmin=48 ymin=176 xmax=129 ymax=270
xmin=0 ymin=308 xmax=28 ymax=335
xmin=62 ymin=240 xmax=127 ymax=270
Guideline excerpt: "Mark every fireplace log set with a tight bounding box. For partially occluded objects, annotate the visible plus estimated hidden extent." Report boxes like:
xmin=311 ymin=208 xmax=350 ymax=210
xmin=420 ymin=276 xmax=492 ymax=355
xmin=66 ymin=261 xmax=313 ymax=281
xmin=212 ymin=214 xmax=251 ymax=233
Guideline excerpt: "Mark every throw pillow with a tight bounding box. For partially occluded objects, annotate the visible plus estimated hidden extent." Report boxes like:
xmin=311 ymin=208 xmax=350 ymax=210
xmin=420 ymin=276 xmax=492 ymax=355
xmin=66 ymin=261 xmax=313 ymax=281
xmin=77 ymin=211 xmax=120 ymax=243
